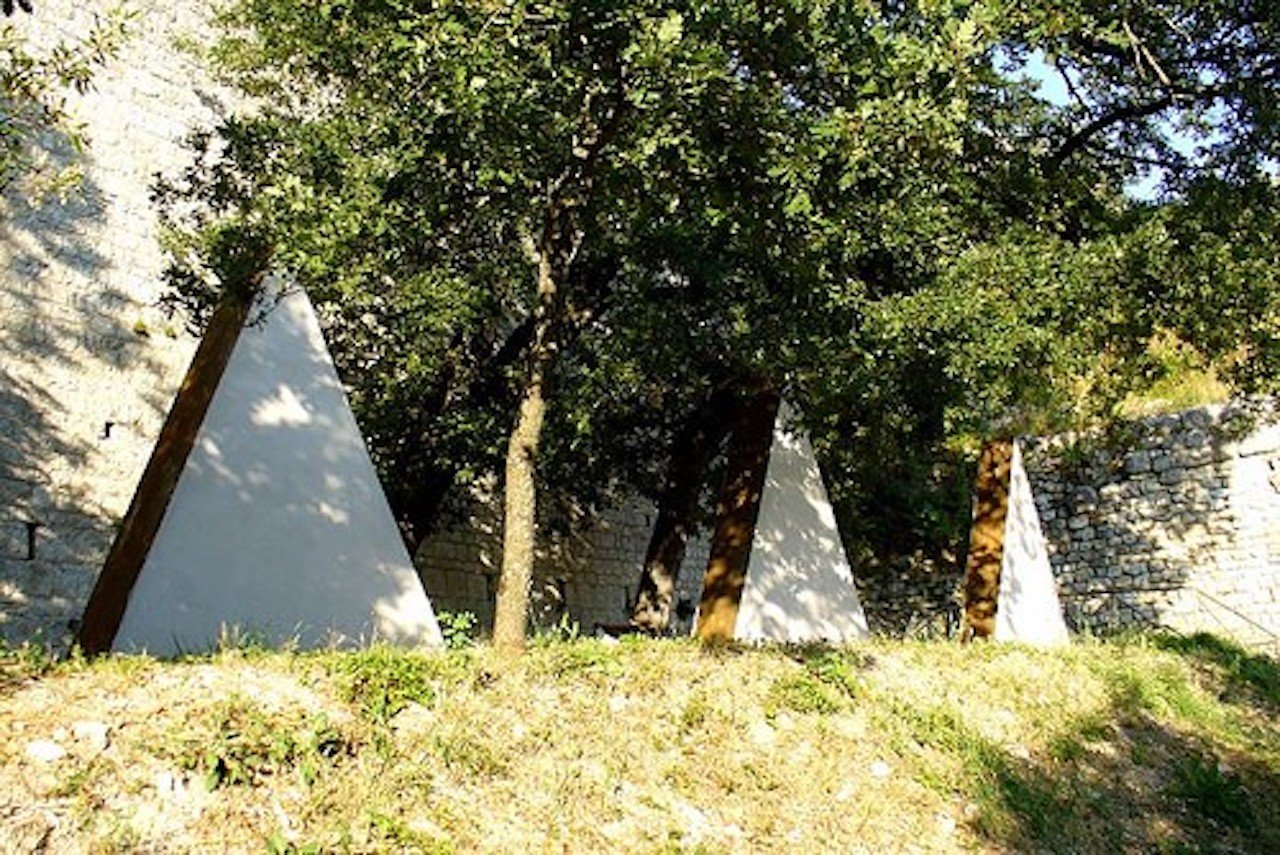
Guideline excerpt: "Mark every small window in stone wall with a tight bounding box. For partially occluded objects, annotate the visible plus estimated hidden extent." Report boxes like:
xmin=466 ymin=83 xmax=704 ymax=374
xmin=1268 ymin=457 xmax=1280 ymax=493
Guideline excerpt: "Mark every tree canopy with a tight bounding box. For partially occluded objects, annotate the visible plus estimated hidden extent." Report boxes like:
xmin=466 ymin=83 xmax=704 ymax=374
xmin=158 ymin=0 xmax=1280 ymax=642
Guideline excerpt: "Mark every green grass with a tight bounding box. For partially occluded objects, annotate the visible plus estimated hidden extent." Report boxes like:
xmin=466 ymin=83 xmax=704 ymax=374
xmin=1168 ymin=752 xmax=1257 ymax=833
xmin=325 ymin=645 xmax=453 ymax=723
xmin=163 ymin=695 xmax=350 ymax=790
xmin=1119 ymin=332 xmax=1232 ymax=417
xmin=2 ymin=634 xmax=1277 ymax=852
xmin=1152 ymin=631 xmax=1280 ymax=710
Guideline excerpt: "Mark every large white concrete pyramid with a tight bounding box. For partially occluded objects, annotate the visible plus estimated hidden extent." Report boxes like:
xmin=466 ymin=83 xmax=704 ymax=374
xmin=993 ymin=440 xmax=1069 ymax=645
xmin=110 ymin=285 xmax=443 ymax=654
xmin=733 ymin=406 xmax=870 ymax=643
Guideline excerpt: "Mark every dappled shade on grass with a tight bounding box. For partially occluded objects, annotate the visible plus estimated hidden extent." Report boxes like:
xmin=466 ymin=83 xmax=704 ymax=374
xmin=1 ymin=634 xmax=1277 ymax=851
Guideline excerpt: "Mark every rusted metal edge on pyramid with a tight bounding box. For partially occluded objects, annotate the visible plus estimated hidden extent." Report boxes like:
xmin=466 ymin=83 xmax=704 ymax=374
xmin=962 ymin=438 xmax=1014 ymax=641
xmin=695 ymin=387 xmax=781 ymax=642
xmin=76 ymin=294 xmax=255 ymax=655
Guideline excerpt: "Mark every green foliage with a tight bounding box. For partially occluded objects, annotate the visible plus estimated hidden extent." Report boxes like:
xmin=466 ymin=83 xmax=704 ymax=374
xmin=430 ymin=728 xmax=508 ymax=777
xmin=265 ymin=834 xmax=322 ymax=855
xmin=677 ymin=693 xmax=711 ymax=734
xmin=532 ymin=613 xmax=583 ymax=645
xmin=157 ymin=0 xmax=1280 ymax=591
xmin=1120 ymin=334 xmax=1230 ymax=416
xmin=7 ymin=636 xmax=1280 ymax=850
xmin=1094 ymin=656 xmax=1234 ymax=735
xmin=365 ymin=813 xmax=453 ymax=854
xmin=1152 ymin=632 xmax=1280 ymax=711
xmin=435 ymin=610 xmax=479 ymax=651
xmin=530 ymin=636 xmax=623 ymax=677
xmin=0 ymin=638 xmax=57 ymax=688
xmin=765 ymin=672 xmax=842 ymax=718
xmin=801 ymin=649 xmax=864 ymax=700
xmin=882 ymin=699 xmax=1071 ymax=843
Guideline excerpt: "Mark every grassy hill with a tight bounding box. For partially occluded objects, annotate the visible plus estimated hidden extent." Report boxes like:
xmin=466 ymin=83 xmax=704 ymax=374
xmin=2 ymin=634 xmax=1277 ymax=853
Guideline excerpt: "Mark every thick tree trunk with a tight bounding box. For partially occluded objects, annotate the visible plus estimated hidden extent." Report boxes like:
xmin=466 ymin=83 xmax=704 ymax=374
xmin=630 ymin=385 xmax=740 ymax=633
xmin=961 ymin=439 xmax=1013 ymax=641
xmin=492 ymin=253 xmax=557 ymax=653
xmin=695 ymin=387 xmax=780 ymax=642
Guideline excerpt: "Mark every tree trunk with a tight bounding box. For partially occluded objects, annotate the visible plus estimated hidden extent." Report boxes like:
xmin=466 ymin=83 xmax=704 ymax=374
xmin=630 ymin=384 xmax=741 ymax=633
xmin=491 ymin=253 xmax=557 ymax=653
xmin=695 ymin=386 xmax=780 ymax=642
xmin=961 ymin=439 xmax=1013 ymax=641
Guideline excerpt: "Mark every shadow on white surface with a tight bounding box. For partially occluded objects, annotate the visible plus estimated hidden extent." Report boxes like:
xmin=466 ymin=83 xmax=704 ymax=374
xmin=113 ymin=285 xmax=442 ymax=655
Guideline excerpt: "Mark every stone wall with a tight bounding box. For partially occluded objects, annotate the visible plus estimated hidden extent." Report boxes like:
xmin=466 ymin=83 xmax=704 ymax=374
xmin=1 ymin=0 xmax=235 ymax=645
xmin=1024 ymin=404 xmax=1280 ymax=652
xmin=417 ymin=492 xmax=708 ymax=636
xmin=846 ymin=554 xmax=962 ymax=639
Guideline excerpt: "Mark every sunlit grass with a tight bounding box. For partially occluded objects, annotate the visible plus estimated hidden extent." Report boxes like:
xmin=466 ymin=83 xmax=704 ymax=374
xmin=2 ymin=634 xmax=1277 ymax=852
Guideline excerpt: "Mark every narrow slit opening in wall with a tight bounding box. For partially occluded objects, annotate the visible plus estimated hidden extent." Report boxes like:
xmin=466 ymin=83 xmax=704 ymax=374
xmin=102 ymin=421 xmax=115 ymax=440
xmin=25 ymin=522 xmax=39 ymax=561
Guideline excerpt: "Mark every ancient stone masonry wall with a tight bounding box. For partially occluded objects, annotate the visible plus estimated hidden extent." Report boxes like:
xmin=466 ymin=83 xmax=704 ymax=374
xmin=846 ymin=555 xmax=961 ymax=639
xmin=417 ymin=493 xmax=708 ymax=637
xmin=1 ymin=1 xmax=237 ymax=645
xmin=1023 ymin=404 xmax=1280 ymax=652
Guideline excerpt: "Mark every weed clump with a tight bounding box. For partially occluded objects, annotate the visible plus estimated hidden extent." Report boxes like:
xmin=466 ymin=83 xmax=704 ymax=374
xmin=327 ymin=646 xmax=447 ymax=723
xmin=166 ymin=696 xmax=348 ymax=790
xmin=765 ymin=672 xmax=842 ymax=717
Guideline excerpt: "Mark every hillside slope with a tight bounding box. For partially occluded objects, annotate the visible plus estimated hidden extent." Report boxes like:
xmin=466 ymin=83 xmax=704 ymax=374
xmin=2 ymin=635 xmax=1277 ymax=853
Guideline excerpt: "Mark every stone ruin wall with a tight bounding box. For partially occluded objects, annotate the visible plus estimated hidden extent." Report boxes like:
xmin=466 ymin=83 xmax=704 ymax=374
xmin=1024 ymin=404 xmax=1280 ymax=653
xmin=845 ymin=406 xmax=1280 ymax=651
xmin=1 ymin=0 xmax=232 ymax=646
xmin=417 ymin=495 xmax=709 ymax=637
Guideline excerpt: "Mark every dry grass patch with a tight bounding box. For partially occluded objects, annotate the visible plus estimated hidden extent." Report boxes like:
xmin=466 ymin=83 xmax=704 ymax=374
xmin=1 ymin=633 xmax=1277 ymax=852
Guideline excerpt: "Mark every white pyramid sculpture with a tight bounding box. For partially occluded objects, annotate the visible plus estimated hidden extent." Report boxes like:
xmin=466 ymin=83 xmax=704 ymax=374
xmin=993 ymin=440 xmax=1069 ymax=645
xmin=111 ymin=284 xmax=443 ymax=654
xmin=732 ymin=405 xmax=870 ymax=643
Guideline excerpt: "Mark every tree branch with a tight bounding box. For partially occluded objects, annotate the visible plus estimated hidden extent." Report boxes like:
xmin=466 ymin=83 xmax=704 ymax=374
xmin=1046 ymin=95 xmax=1176 ymax=172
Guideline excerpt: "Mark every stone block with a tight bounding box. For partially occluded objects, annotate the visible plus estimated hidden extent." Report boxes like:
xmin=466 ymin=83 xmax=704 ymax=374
xmin=463 ymin=573 xmax=489 ymax=603
xmin=1138 ymin=478 xmax=1163 ymax=496
xmin=1174 ymin=447 xmax=1213 ymax=468
xmin=1124 ymin=451 xmax=1152 ymax=475
xmin=1 ymin=521 xmax=33 ymax=561
xmin=1072 ymin=486 xmax=1100 ymax=512
xmin=1183 ymin=409 xmax=1213 ymax=430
